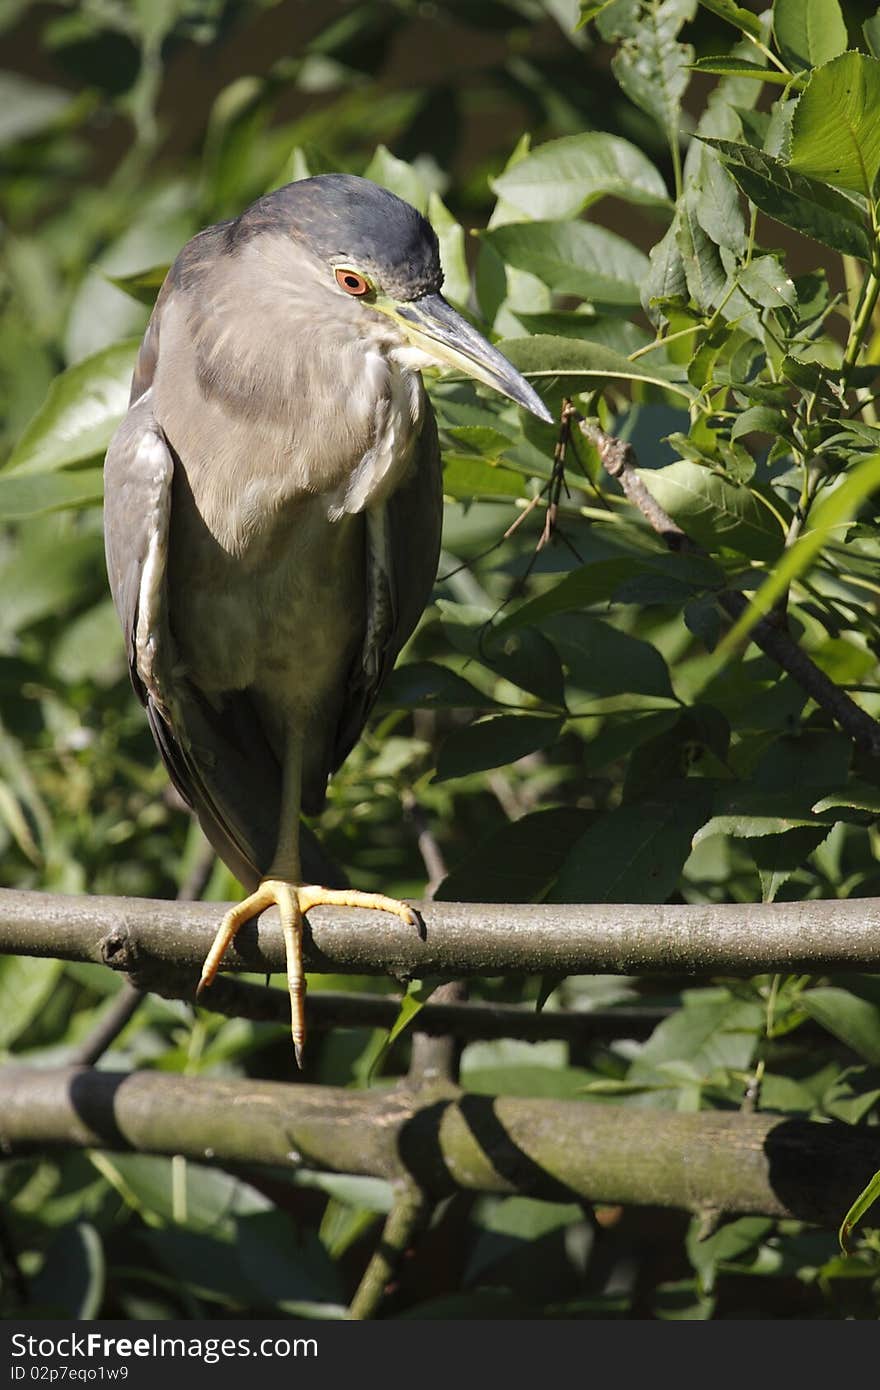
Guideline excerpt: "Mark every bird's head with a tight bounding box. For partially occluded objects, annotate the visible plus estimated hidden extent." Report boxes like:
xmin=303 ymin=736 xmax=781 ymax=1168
xmin=233 ymin=174 xmax=552 ymax=423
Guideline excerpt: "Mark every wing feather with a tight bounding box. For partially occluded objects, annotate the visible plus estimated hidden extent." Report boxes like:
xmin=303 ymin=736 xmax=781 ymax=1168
xmin=330 ymin=406 xmax=443 ymax=775
xmin=104 ymin=370 xmax=343 ymax=889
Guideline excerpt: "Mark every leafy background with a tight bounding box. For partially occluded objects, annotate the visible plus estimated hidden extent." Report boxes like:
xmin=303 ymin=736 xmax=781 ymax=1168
xmin=4 ymin=0 xmax=880 ymax=1320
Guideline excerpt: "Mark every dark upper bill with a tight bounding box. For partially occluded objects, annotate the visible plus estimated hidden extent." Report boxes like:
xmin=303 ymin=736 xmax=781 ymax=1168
xmin=394 ymin=292 xmax=553 ymax=423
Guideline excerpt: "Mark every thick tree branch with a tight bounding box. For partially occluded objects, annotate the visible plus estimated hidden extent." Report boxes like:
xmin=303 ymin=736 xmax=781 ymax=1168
xmin=4 ymin=887 xmax=880 ymax=981
xmin=579 ymin=418 xmax=880 ymax=756
xmin=0 ymin=1064 xmax=876 ymax=1229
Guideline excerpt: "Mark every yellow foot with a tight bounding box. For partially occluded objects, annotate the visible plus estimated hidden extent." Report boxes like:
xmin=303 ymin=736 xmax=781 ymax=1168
xmin=195 ymin=879 xmax=421 ymax=1068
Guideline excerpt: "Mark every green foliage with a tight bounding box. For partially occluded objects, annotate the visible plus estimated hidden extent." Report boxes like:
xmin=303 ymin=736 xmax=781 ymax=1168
xmin=4 ymin=0 xmax=880 ymax=1324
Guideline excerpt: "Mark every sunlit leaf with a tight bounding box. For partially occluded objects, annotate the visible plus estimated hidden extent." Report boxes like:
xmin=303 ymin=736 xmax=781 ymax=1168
xmin=6 ymin=339 xmax=139 ymax=474
xmin=789 ymin=52 xmax=880 ymax=197
xmin=491 ymin=131 xmax=669 ymax=220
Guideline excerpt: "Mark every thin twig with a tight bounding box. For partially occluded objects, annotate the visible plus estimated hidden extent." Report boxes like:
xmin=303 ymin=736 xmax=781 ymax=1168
xmin=348 ymin=1186 xmax=430 ymax=1319
xmin=68 ymin=981 xmax=145 ymax=1067
xmin=401 ymin=791 xmax=447 ymax=899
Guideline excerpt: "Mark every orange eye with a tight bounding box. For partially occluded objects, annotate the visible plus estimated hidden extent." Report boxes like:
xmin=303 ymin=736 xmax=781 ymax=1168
xmin=335 ymin=268 xmax=370 ymax=296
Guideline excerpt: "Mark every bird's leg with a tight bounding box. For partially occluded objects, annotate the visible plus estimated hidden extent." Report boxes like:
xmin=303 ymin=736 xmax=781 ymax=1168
xmin=196 ymin=732 xmax=420 ymax=1067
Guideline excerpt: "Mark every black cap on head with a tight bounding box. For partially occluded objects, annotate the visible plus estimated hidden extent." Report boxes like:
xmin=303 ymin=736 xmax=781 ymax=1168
xmin=233 ymin=174 xmax=443 ymax=301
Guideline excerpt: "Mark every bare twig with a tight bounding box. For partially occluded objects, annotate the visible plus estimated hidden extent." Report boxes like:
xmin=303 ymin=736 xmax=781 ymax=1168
xmin=407 ymin=979 xmax=468 ymax=1087
xmin=68 ymin=981 xmax=144 ymax=1067
xmin=348 ymin=1186 xmax=429 ymax=1320
xmin=401 ymin=791 xmax=447 ymax=899
xmin=578 ymin=417 xmax=880 ymax=756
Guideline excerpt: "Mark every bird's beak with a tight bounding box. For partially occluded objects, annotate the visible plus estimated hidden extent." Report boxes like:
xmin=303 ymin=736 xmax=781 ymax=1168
xmin=390 ymin=292 xmax=553 ymax=423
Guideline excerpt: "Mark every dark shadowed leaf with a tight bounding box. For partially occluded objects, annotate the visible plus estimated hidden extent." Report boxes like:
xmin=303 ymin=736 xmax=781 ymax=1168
xmin=696 ymin=0 xmax=763 ymax=39
xmin=548 ymin=781 xmax=712 ymax=902
xmin=544 ymin=611 xmax=676 ymax=701
xmin=801 ymin=987 xmax=880 ymax=1065
xmin=31 ymin=1222 xmax=104 ymax=1318
xmin=436 ymin=714 xmax=564 ymax=781
xmin=435 ymin=806 xmax=593 ymax=902
xmin=380 ymin=662 xmax=494 ymax=709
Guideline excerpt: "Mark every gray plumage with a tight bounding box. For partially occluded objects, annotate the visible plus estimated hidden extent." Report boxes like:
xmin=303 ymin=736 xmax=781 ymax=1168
xmin=104 ymin=175 xmax=443 ymax=890
xmin=103 ymin=174 xmax=549 ymax=1062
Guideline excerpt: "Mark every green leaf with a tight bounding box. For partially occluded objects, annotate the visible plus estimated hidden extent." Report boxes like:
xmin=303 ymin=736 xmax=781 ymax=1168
xmin=31 ymin=1223 xmax=104 ymax=1319
xmin=720 ymin=452 xmax=880 ymax=650
xmin=367 ymin=977 xmax=444 ymax=1081
xmin=435 ymin=715 xmax=564 ymax=781
xmin=840 ymin=1168 xmax=880 ymax=1253
xmin=642 ymin=214 xmax=688 ymax=324
xmin=577 ymin=0 xmax=618 ymax=26
xmin=611 ymin=0 xmax=695 ymax=145
xmin=738 ymin=255 xmax=796 ymax=310
xmin=544 ymin=611 xmax=676 ymax=701
xmin=496 ymin=553 xmax=722 ymax=635
xmin=801 ymin=987 xmax=880 ymax=1065
xmin=694 ymin=789 xmax=837 ymax=842
xmin=0 ymin=956 xmax=63 ymax=1047
xmin=95 ymin=1152 xmax=269 ymax=1233
xmin=435 ymin=806 xmax=593 ymax=902
xmin=632 ymin=987 xmax=764 ymax=1076
xmin=639 ymin=460 xmax=791 ymax=561
xmin=688 ymin=56 xmax=801 ymax=87
xmin=106 ymin=264 xmax=169 ymax=307
xmin=0 ymin=71 xmax=73 ymax=146
xmin=705 ymin=139 xmax=872 ymax=261
xmin=748 ymin=827 xmax=828 ymax=902
xmin=812 ymin=782 xmax=880 ymax=815
xmin=439 ymin=604 xmax=567 ymax=706
xmin=428 ymin=192 xmax=470 ymax=308
xmin=490 ymin=132 xmax=669 ymax=220
xmin=380 ymin=661 xmax=494 ymax=709
xmin=676 ymin=193 xmax=729 ymax=310
xmin=363 ymin=144 xmax=427 ymax=212
xmin=6 ymin=339 xmax=139 ymax=474
xmin=696 ymin=0 xmax=764 ymax=40
xmin=497 ymin=335 xmax=694 ymax=401
xmin=687 ymin=1215 xmax=774 ymax=1291
xmin=773 ymin=0 xmax=848 ymax=74
xmin=442 ymin=454 xmax=527 ymax=500
xmin=485 ymin=221 xmax=648 ymax=306
xmin=865 ymin=12 xmax=880 ymax=59
xmin=548 ymin=782 xmax=712 ymax=902
xmin=789 ymin=52 xmax=880 ymax=198
xmin=0 ymin=468 xmax=103 ymax=519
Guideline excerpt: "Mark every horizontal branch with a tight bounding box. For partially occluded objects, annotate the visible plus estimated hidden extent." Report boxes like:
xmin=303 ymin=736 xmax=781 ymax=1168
xmin=0 ymin=1063 xmax=876 ymax=1228
xmin=3 ymin=888 xmax=880 ymax=984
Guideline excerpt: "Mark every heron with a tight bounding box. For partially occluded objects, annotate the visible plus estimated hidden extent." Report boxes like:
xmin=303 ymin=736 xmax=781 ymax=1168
xmin=103 ymin=173 xmax=550 ymax=1065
